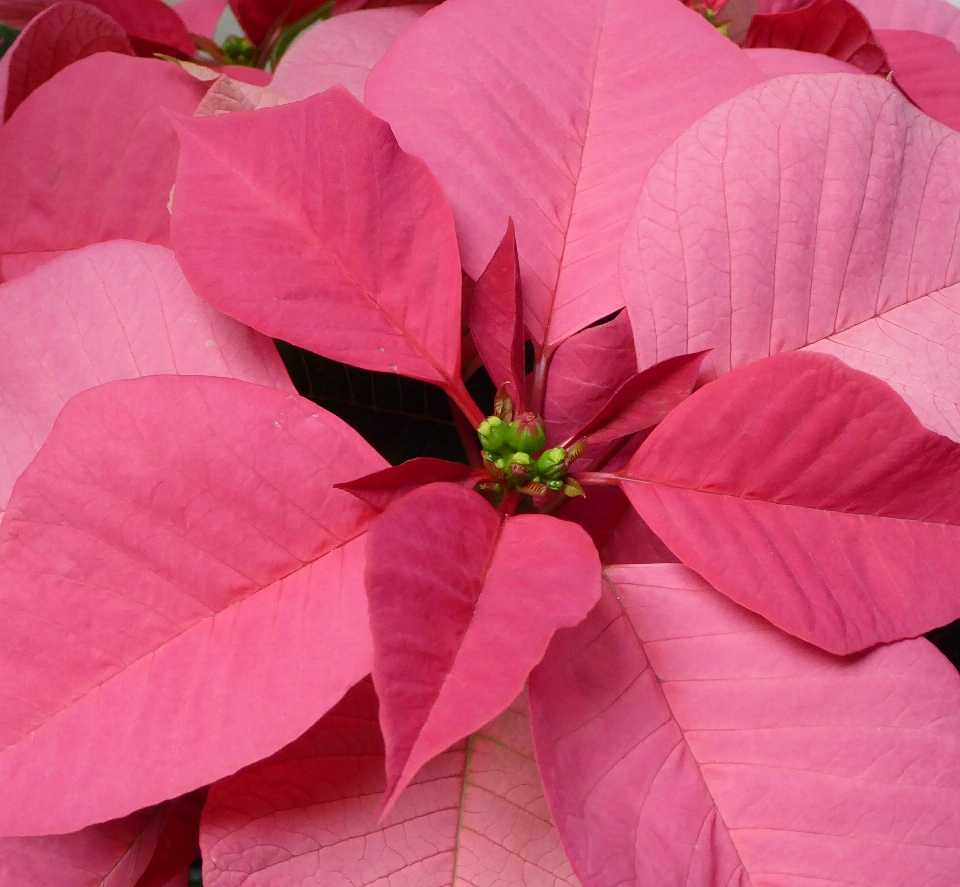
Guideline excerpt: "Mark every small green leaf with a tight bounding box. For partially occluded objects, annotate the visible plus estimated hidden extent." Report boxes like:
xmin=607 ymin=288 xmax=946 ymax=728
xmin=270 ymin=1 xmax=334 ymax=69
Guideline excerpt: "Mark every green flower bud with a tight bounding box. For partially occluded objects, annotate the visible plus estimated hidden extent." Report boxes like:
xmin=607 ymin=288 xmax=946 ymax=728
xmin=506 ymin=412 xmax=546 ymax=454
xmin=547 ymin=478 xmax=565 ymax=492
xmin=510 ymin=451 xmax=532 ymax=466
xmin=536 ymin=447 xmax=567 ymax=480
xmin=478 ymin=415 xmax=511 ymax=451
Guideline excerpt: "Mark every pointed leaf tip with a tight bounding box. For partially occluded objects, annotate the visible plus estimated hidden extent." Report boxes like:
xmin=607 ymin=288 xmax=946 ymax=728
xmin=621 ymin=352 xmax=960 ymax=654
xmin=171 ymin=86 xmax=466 ymax=394
xmin=365 ymin=482 xmax=602 ymax=816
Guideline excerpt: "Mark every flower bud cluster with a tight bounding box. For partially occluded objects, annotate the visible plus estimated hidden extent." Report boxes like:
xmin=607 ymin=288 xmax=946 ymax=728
xmin=478 ymin=412 xmax=585 ymax=497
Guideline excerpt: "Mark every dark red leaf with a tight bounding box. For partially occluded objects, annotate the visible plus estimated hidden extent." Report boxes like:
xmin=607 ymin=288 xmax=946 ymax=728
xmin=230 ymin=0 xmax=328 ymax=45
xmin=571 ymin=352 xmax=707 ymax=446
xmin=620 ymin=352 xmax=960 ymax=655
xmin=85 ymin=0 xmax=194 ymax=57
xmin=336 ymin=458 xmax=483 ymax=511
xmin=878 ymin=29 xmax=960 ymax=132
xmin=0 ymin=1 xmax=133 ymax=122
xmin=743 ymin=0 xmax=890 ymax=74
xmin=0 ymin=805 xmax=168 ymax=885
xmin=133 ymin=792 xmax=206 ymax=887
xmin=542 ymin=311 xmax=637 ymax=445
xmin=467 ymin=219 xmax=526 ymax=411
xmin=364 ymin=482 xmax=601 ymax=815
xmin=173 ymin=0 xmax=226 ymax=39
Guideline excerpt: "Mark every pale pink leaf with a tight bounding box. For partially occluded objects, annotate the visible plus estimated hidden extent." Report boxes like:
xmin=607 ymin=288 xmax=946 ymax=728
xmin=878 ymin=29 xmax=960 ymax=133
xmin=0 ymin=806 xmax=168 ymax=886
xmin=365 ymin=483 xmax=602 ymax=815
xmin=620 ymin=352 xmax=960 ymax=654
xmin=744 ymin=45 xmax=863 ymax=74
xmin=621 ymin=74 xmax=960 ymax=439
xmin=530 ymin=564 xmax=960 ymax=886
xmin=0 ymin=1 xmax=133 ymax=122
xmin=133 ymin=792 xmax=206 ymax=887
xmin=0 ymin=375 xmax=386 ymax=836
xmin=171 ymin=87 xmax=473 ymax=412
xmin=852 ymin=0 xmax=960 ymax=51
xmin=365 ymin=0 xmax=765 ymax=353
xmin=193 ymin=74 xmax=293 ymax=115
xmin=0 ymin=240 xmax=291 ymax=519
xmin=467 ymin=219 xmax=526 ymax=408
xmin=0 ymin=54 xmax=207 ymax=280
xmin=202 ymin=680 xmax=580 ymax=887
xmin=270 ymin=5 xmax=428 ymax=102
xmin=543 ymin=311 xmax=636 ymax=446
xmin=742 ymin=0 xmax=890 ymax=74
xmin=172 ymin=0 xmax=227 ymax=38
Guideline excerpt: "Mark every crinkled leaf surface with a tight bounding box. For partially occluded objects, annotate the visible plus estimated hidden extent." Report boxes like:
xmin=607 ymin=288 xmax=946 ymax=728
xmin=743 ymin=0 xmax=890 ymax=73
xmin=193 ymin=74 xmax=292 ymax=115
xmin=620 ymin=352 xmax=960 ymax=654
xmin=0 ymin=54 xmax=207 ymax=281
xmin=202 ymin=679 xmax=581 ymax=887
xmin=171 ymin=87 xmax=470 ymax=402
xmin=366 ymin=482 xmax=602 ymax=814
xmin=0 ymin=240 xmax=291 ymax=518
xmin=0 ymin=805 xmax=168 ymax=886
xmin=0 ymin=1 xmax=132 ymax=121
xmin=622 ymin=73 xmax=960 ymax=441
xmin=365 ymin=0 xmax=765 ymax=352
xmin=530 ymin=564 xmax=960 ymax=886
xmin=172 ymin=0 xmax=226 ymax=38
xmin=270 ymin=5 xmax=427 ymax=101
xmin=0 ymin=375 xmax=386 ymax=836
xmin=467 ymin=219 xmax=526 ymax=408
xmin=852 ymin=0 xmax=960 ymax=50
xmin=133 ymin=792 xmax=206 ymax=887
xmin=543 ymin=311 xmax=636 ymax=446
xmin=878 ymin=29 xmax=960 ymax=132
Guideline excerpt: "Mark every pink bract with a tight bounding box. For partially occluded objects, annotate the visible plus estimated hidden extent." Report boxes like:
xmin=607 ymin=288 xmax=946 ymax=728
xmin=622 ymin=73 xmax=960 ymax=440
xmin=0 ymin=376 xmax=385 ymax=835
xmin=270 ymin=5 xmax=428 ymax=102
xmin=202 ymin=680 xmax=579 ymax=886
xmin=0 ymin=54 xmax=207 ymax=280
xmin=365 ymin=0 xmax=765 ymax=353
xmin=365 ymin=483 xmax=601 ymax=814
xmin=0 ymin=1 xmax=132 ymax=121
xmin=531 ymin=564 xmax=960 ymax=886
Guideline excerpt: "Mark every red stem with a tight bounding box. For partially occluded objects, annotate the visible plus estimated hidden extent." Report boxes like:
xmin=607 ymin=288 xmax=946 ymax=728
xmin=498 ymin=489 xmax=520 ymax=515
xmin=451 ymin=402 xmax=484 ymax=468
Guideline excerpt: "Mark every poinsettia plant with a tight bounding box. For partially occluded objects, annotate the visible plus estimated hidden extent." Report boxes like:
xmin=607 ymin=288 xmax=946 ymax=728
xmin=5 ymin=0 xmax=960 ymax=884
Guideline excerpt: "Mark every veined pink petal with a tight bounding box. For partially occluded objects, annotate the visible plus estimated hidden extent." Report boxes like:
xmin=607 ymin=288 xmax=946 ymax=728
xmin=0 ymin=54 xmax=207 ymax=279
xmin=531 ymin=564 xmax=960 ymax=886
xmin=202 ymin=681 xmax=580 ymax=887
xmin=270 ymin=5 xmax=428 ymax=102
xmin=620 ymin=352 xmax=960 ymax=654
xmin=621 ymin=73 xmax=960 ymax=441
xmin=0 ymin=376 xmax=386 ymax=836
xmin=366 ymin=0 xmax=765 ymax=353
xmin=0 ymin=1 xmax=132 ymax=122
